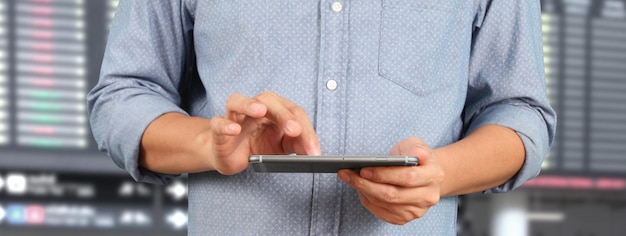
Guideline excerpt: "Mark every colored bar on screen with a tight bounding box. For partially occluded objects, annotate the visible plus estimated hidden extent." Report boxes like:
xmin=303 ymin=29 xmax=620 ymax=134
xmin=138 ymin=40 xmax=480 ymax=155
xmin=17 ymin=51 xmax=85 ymax=65
xmin=16 ymin=28 xmax=84 ymax=41
xmin=18 ymin=111 xmax=86 ymax=125
xmin=17 ymin=76 xmax=85 ymax=88
xmin=17 ymin=88 xmax=84 ymax=101
xmin=18 ymin=124 xmax=86 ymax=136
xmin=17 ymin=40 xmax=85 ymax=53
xmin=17 ymin=99 xmax=85 ymax=112
xmin=17 ymin=63 xmax=85 ymax=76
xmin=18 ymin=136 xmax=87 ymax=149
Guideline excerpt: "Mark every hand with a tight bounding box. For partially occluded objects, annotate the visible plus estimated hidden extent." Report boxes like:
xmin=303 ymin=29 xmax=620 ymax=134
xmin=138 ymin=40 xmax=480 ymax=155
xmin=338 ymin=137 xmax=444 ymax=225
xmin=208 ymin=91 xmax=321 ymax=175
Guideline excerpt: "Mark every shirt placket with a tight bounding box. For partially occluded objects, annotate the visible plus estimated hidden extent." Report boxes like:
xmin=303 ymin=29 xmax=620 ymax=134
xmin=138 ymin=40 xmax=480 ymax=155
xmin=311 ymin=0 xmax=350 ymax=235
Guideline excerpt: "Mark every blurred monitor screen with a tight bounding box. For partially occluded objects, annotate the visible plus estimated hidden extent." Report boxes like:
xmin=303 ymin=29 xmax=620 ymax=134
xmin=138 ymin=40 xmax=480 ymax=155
xmin=0 ymin=0 xmax=625 ymax=235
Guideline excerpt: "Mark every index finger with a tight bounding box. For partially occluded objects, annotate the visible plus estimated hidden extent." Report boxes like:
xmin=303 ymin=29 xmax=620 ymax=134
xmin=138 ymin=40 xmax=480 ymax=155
xmin=225 ymin=93 xmax=268 ymax=120
xmin=254 ymin=91 xmax=321 ymax=155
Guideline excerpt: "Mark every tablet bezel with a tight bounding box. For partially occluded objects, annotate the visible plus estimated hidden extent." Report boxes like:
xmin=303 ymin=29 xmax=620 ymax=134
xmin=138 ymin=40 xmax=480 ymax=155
xmin=248 ymin=155 xmax=419 ymax=173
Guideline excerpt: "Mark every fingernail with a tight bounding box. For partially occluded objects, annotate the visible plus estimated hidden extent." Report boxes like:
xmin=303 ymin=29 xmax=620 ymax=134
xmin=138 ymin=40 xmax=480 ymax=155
xmin=311 ymin=148 xmax=322 ymax=156
xmin=285 ymin=120 xmax=299 ymax=133
xmin=361 ymin=169 xmax=372 ymax=179
xmin=248 ymin=103 xmax=264 ymax=114
xmin=338 ymin=171 xmax=350 ymax=182
xmin=308 ymin=142 xmax=321 ymax=155
xmin=226 ymin=123 xmax=239 ymax=133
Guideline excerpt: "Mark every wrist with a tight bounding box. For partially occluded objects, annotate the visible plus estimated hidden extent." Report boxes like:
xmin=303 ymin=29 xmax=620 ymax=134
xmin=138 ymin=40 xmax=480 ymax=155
xmin=432 ymin=147 xmax=454 ymax=197
xmin=140 ymin=113 xmax=215 ymax=174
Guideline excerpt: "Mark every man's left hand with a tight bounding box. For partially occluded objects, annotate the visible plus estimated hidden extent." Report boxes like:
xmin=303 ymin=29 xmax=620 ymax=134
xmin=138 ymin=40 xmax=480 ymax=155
xmin=338 ymin=137 xmax=445 ymax=225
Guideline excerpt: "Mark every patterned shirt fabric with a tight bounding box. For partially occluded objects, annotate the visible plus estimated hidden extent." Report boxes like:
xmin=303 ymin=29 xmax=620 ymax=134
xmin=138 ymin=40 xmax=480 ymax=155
xmin=87 ymin=0 xmax=556 ymax=235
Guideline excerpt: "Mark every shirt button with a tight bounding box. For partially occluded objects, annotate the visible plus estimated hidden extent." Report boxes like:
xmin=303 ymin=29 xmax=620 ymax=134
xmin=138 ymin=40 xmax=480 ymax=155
xmin=326 ymin=80 xmax=338 ymax=91
xmin=331 ymin=2 xmax=343 ymax=12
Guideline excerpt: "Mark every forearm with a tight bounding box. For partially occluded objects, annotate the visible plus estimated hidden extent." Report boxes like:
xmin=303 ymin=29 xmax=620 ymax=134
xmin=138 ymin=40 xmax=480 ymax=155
xmin=140 ymin=112 xmax=215 ymax=175
xmin=435 ymin=124 xmax=525 ymax=197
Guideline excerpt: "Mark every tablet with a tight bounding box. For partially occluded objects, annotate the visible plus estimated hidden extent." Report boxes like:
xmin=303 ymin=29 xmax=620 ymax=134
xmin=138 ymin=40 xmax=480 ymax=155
xmin=249 ymin=155 xmax=419 ymax=173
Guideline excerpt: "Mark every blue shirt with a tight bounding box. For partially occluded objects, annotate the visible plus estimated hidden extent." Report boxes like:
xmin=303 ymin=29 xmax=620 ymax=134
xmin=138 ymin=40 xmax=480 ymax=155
xmin=87 ymin=0 xmax=556 ymax=235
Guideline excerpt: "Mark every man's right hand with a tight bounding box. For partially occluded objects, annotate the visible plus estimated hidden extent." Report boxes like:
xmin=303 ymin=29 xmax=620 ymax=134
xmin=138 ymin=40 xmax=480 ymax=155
xmin=208 ymin=91 xmax=321 ymax=174
xmin=139 ymin=91 xmax=321 ymax=175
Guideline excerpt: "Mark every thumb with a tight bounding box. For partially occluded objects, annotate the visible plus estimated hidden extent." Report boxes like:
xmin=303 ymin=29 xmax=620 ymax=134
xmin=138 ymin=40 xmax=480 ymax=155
xmin=392 ymin=137 xmax=433 ymax=166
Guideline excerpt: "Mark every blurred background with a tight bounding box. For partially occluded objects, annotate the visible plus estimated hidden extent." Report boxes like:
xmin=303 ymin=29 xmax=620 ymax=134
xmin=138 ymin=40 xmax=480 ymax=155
xmin=0 ymin=0 xmax=624 ymax=235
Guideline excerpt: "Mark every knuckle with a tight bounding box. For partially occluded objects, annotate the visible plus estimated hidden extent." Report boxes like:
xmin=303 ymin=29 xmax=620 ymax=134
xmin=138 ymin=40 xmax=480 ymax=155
xmin=401 ymin=215 xmax=414 ymax=224
xmin=275 ymin=110 xmax=294 ymax=122
xmin=225 ymin=93 xmax=235 ymax=103
xmin=359 ymin=196 xmax=369 ymax=206
xmin=408 ymin=136 xmax=424 ymax=144
xmin=290 ymin=106 xmax=306 ymax=116
xmin=390 ymin=220 xmax=406 ymax=226
xmin=436 ymin=170 xmax=445 ymax=183
xmin=389 ymin=216 xmax=409 ymax=226
xmin=216 ymin=160 xmax=248 ymax=176
xmin=352 ymin=178 xmax=363 ymax=188
xmin=225 ymin=94 xmax=239 ymax=108
xmin=424 ymin=194 xmax=440 ymax=206
xmin=353 ymin=178 xmax=367 ymax=189
xmin=208 ymin=117 xmax=219 ymax=127
xmin=403 ymin=168 xmax=419 ymax=185
xmin=256 ymin=91 xmax=276 ymax=101
xmin=410 ymin=210 xmax=426 ymax=220
xmin=381 ymin=189 xmax=399 ymax=202
xmin=226 ymin=93 xmax=240 ymax=101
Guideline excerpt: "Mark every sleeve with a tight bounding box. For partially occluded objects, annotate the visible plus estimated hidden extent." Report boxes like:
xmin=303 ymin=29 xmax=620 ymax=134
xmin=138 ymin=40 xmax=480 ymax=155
xmin=86 ymin=0 xmax=196 ymax=184
xmin=465 ymin=0 xmax=557 ymax=193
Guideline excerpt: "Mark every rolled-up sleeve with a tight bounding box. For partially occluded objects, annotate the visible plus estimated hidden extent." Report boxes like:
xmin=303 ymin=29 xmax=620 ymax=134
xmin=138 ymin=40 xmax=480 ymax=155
xmin=465 ymin=0 xmax=557 ymax=193
xmin=86 ymin=0 xmax=194 ymax=184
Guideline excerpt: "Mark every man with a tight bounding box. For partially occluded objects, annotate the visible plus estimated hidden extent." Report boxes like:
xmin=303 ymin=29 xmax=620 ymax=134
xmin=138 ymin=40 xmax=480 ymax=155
xmin=87 ymin=0 xmax=556 ymax=235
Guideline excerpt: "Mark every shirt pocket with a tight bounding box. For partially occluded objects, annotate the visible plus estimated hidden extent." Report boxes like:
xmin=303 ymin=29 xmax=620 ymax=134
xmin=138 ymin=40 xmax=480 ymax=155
xmin=378 ymin=0 xmax=456 ymax=96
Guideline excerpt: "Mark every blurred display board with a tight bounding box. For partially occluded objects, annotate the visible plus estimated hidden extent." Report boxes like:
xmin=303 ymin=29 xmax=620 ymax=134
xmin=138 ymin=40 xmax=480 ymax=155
xmin=541 ymin=0 xmax=626 ymax=176
xmin=0 ymin=1 xmax=187 ymax=235
xmin=0 ymin=171 xmax=187 ymax=235
xmin=0 ymin=0 xmax=625 ymax=175
xmin=0 ymin=0 xmax=624 ymax=235
xmin=0 ymin=0 xmax=122 ymax=173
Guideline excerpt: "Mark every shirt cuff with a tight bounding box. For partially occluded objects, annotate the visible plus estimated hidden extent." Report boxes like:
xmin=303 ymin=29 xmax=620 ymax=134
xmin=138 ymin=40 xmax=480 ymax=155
xmin=465 ymin=103 xmax=551 ymax=193
xmin=109 ymin=93 xmax=187 ymax=184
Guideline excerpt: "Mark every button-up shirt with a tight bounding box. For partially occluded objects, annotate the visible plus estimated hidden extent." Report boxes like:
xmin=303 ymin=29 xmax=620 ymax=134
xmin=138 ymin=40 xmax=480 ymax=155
xmin=87 ymin=0 xmax=556 ymax=235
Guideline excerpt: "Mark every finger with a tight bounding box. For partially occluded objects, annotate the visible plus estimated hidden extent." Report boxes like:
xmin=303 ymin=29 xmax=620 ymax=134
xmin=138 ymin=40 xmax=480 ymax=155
xmin=360 ymin=154 xmax=443 ymax=188
xmin=339 ymin=169 xmax=404 ymax=203
xmin=254 ymin=92 xmax=321 ymax=155
xmin=210 ymin=117 xmax=244 ymax=154
xmin=254 ymin=91 xmax=303 ymax=136
xmin=391 ymin=137 xmax=437 ymax=168
xmin=208 ymin=117 xmax=250 ymax=175
xmin=210 ymin=116 xmax=241 ymax=137
xmin=389 ymin=136 xmax=425 ymax=156
xmin=339 ymin=169 xmax=439 ymax=206
xmin=358 ymin=192 xmax=405 ymax=225
xmin=358 ymin=192 xmax=422 ymax=225
xmin=285 ymin=107 xmax=321 ymax=155
xmin=226 ymin=93 xmax=268 ymax=120
xmin=358 ymin=183 xmax=441 ymax=208
xmin=359 ymin=166 xmax=427 ymax=188
xmin=370 ymin=137 xmax=438 ymax=186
